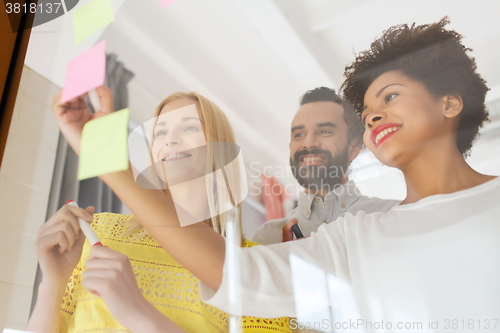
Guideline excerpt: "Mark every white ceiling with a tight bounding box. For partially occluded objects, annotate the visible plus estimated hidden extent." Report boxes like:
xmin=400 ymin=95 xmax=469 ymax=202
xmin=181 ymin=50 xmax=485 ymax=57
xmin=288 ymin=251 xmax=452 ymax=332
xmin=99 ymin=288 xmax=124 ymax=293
xmin=25 ymin=0 xmax=500 ymax=201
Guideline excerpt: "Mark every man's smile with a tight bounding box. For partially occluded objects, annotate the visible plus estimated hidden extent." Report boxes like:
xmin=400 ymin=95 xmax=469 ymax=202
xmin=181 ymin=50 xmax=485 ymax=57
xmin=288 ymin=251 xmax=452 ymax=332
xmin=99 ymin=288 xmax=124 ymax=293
xmin=299 ymin=154 xmax=327 ymax=166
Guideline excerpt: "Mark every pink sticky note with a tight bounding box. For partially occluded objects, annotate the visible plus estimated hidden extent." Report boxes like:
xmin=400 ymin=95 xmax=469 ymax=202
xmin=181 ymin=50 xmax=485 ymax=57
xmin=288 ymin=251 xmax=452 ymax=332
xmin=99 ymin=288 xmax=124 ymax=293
xmin=161 ymin=0 xmax=175 ymax=9
xmin=61 ymin=40 xmax=106 ymax=103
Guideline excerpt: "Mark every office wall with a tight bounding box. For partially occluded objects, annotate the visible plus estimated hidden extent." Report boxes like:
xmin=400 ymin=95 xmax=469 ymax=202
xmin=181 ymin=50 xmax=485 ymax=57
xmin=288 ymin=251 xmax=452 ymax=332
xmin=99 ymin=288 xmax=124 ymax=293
xmin=0 ymin=66 xmax=59 ymax=330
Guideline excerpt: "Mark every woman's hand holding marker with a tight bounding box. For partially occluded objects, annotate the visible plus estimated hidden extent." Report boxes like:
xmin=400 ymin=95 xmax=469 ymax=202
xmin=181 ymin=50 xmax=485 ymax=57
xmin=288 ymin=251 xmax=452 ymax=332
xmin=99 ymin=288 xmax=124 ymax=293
xmin=67 ymin=200 xmax=102 ymax=247
xmin=35 ymin=203 xmax=95 ymax=288
xmin=52 ymin=85 xmax=115 ymax=155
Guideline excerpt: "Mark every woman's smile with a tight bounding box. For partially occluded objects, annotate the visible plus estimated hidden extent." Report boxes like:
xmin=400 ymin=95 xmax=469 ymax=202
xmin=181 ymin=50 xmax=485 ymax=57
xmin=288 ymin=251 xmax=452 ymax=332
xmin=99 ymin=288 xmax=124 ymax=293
xmin=371 ymin=123 xmax=402 ymax=147
xmin=161 ymin=150 xmax=193 ymax=162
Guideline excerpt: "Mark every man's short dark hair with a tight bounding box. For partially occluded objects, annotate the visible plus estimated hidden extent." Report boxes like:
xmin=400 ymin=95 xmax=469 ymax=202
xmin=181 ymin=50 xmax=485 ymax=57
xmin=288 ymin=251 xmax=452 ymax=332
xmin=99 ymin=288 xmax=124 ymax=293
xmin=341 ymin=17 xmax=489 ymax=157
xmin=300 ymin=87 xmax=364 ymax=149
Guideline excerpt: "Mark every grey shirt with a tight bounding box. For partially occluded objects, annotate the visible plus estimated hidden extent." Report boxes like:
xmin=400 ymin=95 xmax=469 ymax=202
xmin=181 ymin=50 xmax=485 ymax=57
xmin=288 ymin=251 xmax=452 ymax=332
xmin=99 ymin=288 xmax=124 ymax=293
xmin=251 ymin=180 xmax=399 ymax=245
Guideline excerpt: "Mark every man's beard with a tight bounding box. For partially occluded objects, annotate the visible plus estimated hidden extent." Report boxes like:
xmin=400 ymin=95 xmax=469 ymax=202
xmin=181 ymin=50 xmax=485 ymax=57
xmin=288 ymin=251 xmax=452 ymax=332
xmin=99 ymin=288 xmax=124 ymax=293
xmin=290 ymin=147 xmax=349 ymax=193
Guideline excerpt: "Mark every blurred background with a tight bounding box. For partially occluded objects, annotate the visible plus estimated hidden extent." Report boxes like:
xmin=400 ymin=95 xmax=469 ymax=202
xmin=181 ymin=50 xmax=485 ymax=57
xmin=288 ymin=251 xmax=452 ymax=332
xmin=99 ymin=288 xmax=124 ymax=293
xmin=1 ymin=0 xmax=500 ymax=329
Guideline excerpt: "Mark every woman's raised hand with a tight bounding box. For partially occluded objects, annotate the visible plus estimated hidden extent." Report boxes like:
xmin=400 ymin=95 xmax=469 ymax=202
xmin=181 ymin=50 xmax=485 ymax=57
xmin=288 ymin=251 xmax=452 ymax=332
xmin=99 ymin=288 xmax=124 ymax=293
xmin=52 ymin=86 xmax=115 ymax=155
xmin=35 ymin=204 xmax=95 ymax=289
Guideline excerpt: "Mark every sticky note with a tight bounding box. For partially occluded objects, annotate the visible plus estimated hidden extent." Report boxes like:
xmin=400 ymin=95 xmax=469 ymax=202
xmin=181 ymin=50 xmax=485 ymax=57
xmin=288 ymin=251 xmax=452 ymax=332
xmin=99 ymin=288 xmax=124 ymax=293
xmin=161 ymin=0 xmax=175 ymax=9
xmin=61 ymin=40 xmax=106 ymax=104
xmin=78 ymin=108 xmax=130 ymax=180
xmin=73 ymin=0 xmax=115 ymax=45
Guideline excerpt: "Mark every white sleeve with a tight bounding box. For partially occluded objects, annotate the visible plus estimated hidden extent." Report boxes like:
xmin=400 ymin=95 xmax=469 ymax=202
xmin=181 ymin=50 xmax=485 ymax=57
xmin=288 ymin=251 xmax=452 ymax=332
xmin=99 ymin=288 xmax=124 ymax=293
xmin=200 ymin=220 xmax=347 ymax=318
xmin=249 ymin=218 xmax=285 ymax=245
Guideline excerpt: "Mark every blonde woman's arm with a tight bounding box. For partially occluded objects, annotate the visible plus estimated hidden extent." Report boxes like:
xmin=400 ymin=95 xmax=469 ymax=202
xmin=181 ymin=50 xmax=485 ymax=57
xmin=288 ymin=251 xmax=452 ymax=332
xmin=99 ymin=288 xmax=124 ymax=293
xmin=27 ymin=282 xmax=66 ymax=333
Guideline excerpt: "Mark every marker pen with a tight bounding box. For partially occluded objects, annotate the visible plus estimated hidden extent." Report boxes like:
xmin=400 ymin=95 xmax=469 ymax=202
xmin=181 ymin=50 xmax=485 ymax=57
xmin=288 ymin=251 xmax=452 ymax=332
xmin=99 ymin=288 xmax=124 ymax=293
xmin=66 ymin=200 xmax=103 ymax=247
xmin=291 ymin=224 xmax=304 ymax=239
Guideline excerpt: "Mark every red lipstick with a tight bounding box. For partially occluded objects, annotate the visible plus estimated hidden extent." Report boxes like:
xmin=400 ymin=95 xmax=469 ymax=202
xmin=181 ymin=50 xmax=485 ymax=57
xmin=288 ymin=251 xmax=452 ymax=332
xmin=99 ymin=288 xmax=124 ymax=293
xmin=371 ymin=123 xmax=402 ymax=147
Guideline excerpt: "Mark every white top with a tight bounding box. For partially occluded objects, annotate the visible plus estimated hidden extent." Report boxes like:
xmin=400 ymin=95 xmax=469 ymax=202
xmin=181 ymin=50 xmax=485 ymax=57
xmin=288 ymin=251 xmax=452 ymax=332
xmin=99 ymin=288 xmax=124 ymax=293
xmin=251 ymin=180 xmax=399 ymax=244
xmin=202 ymin=177 xmax=500 ymax=332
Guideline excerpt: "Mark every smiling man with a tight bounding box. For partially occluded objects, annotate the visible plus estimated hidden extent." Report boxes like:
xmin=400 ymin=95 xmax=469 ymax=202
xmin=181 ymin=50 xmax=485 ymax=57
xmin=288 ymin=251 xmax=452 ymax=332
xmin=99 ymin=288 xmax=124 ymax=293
xmin=251 ymin=87 xmax=399 ymax=245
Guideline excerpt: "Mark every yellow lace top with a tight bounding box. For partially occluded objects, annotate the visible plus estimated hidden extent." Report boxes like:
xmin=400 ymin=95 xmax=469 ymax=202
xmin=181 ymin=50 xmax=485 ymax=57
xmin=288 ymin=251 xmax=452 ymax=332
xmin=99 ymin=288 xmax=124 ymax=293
xmin=60 ymin=213 xmax=291 ymax=333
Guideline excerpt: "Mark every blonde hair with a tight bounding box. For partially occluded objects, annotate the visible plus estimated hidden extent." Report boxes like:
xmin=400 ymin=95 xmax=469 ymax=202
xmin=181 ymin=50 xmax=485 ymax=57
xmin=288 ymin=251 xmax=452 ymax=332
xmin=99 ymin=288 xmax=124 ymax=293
xmin=123 ymin=92 xmax=244 ymax=240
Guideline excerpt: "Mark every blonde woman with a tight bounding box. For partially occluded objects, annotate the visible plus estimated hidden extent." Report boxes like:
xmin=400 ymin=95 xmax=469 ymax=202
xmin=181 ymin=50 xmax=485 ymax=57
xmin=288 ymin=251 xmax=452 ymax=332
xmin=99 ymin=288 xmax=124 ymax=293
xmin=27 ymin=88 xmax=290 ymax=333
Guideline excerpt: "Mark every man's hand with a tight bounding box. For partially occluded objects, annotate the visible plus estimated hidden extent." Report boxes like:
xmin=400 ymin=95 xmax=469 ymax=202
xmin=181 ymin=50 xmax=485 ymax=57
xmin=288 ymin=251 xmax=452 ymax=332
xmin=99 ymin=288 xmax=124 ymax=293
xmin=282 ymin=218 xmax=298 ymax=242
xmin=52 ymin=86 xmax=115 ymax=155
xmin=282 ymin=218 xmax=310 ymax=242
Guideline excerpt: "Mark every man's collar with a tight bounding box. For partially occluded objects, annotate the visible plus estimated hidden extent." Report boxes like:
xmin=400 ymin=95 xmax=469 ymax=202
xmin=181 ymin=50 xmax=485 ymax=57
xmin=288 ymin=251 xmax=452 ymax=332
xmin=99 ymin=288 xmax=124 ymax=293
xmin=298 ymin=180 xmax=362 ymax=218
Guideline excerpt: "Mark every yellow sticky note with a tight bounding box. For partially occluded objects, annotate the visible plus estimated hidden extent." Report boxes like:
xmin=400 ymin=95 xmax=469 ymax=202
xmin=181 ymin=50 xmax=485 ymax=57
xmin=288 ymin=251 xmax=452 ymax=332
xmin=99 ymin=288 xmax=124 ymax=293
xmin=73 ymin=0 xmax=115 ymax=45
xmin=78 ymin=109 xmax=130 ymax=180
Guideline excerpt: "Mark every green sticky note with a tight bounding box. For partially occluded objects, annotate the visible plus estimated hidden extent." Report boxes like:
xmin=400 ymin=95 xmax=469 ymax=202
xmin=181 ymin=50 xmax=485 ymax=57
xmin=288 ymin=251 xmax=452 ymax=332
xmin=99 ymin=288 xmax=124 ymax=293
xmin=73 ymin=0 xmax=115 ymax=45
xmin=78 ymin=108 xmax=130 ymax=180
